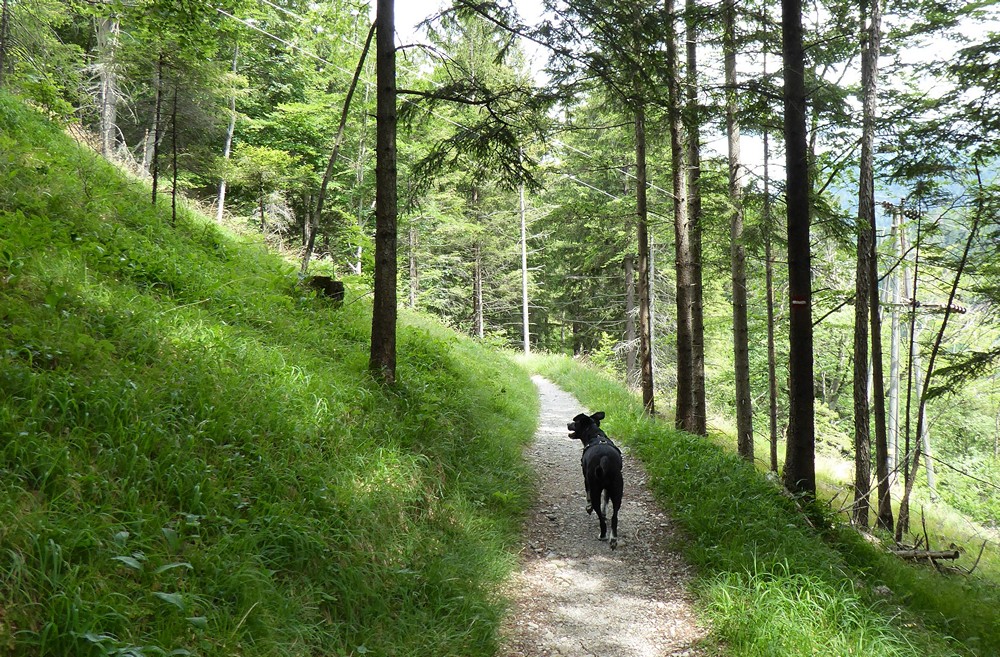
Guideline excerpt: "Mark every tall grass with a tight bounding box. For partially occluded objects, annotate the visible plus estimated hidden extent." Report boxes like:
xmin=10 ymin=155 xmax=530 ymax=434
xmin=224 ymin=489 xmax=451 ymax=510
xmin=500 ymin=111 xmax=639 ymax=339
xmin=524 ymin=353 xmax=998 ymax=657
xmin=0 ymin=93 xmax=538 ymax=657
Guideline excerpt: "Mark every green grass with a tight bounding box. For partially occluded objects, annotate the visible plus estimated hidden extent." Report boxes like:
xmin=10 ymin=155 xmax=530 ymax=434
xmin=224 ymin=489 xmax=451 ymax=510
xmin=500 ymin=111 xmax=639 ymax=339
xmin=522 ymin=353 xmax=1000 ymax=657
xmin=0 ymin=92 xmax=539 ymax=657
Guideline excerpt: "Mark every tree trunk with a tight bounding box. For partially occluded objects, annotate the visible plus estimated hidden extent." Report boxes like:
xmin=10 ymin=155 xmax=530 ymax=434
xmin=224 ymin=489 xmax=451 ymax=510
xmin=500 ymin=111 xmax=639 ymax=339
xmin=151 ymin=53 xmax=164 ymax=206
xmin=897 ymin=208 xmax=920 ymax=538
xmin=370 ymin=0 xmax=398 ymax=385
xmin=0 ymin=0 xmax=9 ymax=89
xmin=635 ymin=102 xmax=655 ymax=414
xmin=474 ymin=242 xmax=484 ymax=339
xmin=409 ymin=223 xmax=418 ymax=309
xmin=667 ymin=0 xmax=690 ymax=427
xmin=217 ymin=46 xmax=238 ymax=224
xmin=859 ymin=0 xmax=889 ymax=531
xmin=782 ymin=0 xmax=816 ymax=498
xmin=764 ymin=128 xmax=779 ymax=473
xmin=685 ymin=0 xmax=707 ymax=436
xmin=519 ymin=177 xmax=531 ymax=354
xmin=909 ymin=337 xmax=938 ymax=497
xmin=625 ymin=253 xmax=637 ymax=384
xmin=171 ymin=83 xmax=179 ymax=225
xmin=97 ymin=12 xmax=120 ymax=160
xmin=724 ymin=0 xmax=753 ymax=460
xmin=888 ymin=209 xmax=902 ymax=475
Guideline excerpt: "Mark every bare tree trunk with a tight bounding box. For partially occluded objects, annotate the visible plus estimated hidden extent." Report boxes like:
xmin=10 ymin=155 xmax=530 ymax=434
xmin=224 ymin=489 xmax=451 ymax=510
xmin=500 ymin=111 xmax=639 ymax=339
xmin=370 ymin=0 xmax=397 ymax=385
xmin=764 ymin=128 xmax=779 ymax=473
xmin=909 ymin=334 xmax=937 ymax=497
xmin=354 ymin=80 xmax=371 ymax=276
xmin=519 ymin=177 xmax=530 ymax=354
xmin=724 ymin=0 xmax=753 ymax=460
xmin=667 ymin=0 xmax=690 ymax=426
xmin=409 ymin=223 xmax=418 ymax=309
xmin=686 ymin=0 xmax=707 ymax=436
xmin=474 ymin=242 xmax=484 ymax=339
xmin=635 ymin=101 xmax=655 ymax=415
xmin=782 ymin=0 xmax=816 ymax=498
xmin=171 ymin=83 xmax=179 ymax=225
xmin=303 ymin=22 xmax=376 ymax=275
xmin=897 ymin=208 xmax=920 ymax=538
xmin=888 ymin=209 xmax=902 ymax=475
xmin=625 ymin=253 xmax=637 ymax=383
xmin=97 ymin=11 xmax=120 ymax=160
xmin=216 ymin=46 xmax=238 ymax=224
xmin=151 ymin=53 xmax=164 ymax=206
xmin=0 ymin=0 xmax=9 ymax=89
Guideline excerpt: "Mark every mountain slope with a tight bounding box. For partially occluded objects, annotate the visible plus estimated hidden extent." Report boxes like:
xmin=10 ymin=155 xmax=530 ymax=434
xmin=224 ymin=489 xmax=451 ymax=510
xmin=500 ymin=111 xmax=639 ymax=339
xmin=0 ymin=92 xmax=538 ymax=657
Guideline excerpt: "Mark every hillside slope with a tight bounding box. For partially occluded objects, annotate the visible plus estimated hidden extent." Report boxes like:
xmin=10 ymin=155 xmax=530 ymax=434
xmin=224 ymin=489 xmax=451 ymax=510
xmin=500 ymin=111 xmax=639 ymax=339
xmin=0 ymin=93 xmax=538 ymax=657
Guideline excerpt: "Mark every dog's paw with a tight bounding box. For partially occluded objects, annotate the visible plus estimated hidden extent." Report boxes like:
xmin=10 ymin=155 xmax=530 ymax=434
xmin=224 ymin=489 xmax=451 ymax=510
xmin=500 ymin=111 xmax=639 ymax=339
xmin=610 ymin=538 xmax=618 ymax=550
xmin=586 ymin=504 xmax=593 ymax=514
xmin=598 ymin=534 xmax=608 ymax=541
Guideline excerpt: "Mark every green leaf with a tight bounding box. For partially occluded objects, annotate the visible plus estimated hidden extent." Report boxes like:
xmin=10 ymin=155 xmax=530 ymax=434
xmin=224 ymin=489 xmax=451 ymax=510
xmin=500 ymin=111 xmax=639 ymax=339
xmin=152 ymin=591 xmax=186 ymax=612
xmin=154 ymin=562 xmax=193 ymax=574
xmin=112 ymin=555 xmax=144 ymax=571
xmin=186 ymin=616 xmax=208 ymax=629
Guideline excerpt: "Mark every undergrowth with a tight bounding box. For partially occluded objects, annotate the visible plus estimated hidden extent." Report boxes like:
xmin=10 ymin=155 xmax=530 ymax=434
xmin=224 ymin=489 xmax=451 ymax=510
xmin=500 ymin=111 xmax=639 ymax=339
xmin=0 ymin=92 xmax=538 ymax=657
xmin=523 ymin=353 xmax=1000 ymax=657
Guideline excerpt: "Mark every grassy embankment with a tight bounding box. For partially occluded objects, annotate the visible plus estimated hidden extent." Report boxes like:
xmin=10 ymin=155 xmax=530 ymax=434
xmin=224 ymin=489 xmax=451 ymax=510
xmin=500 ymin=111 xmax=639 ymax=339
xmin=0 ymin=93 xmax=538 ymax=656
xmin=525 ymin=353 xmax=1000 ymax=657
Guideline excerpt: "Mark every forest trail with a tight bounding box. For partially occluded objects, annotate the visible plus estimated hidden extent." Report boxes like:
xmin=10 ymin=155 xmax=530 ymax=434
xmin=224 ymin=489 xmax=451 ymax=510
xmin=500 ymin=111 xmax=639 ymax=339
xmin=500 ymin=376 xmax=710 ymax=657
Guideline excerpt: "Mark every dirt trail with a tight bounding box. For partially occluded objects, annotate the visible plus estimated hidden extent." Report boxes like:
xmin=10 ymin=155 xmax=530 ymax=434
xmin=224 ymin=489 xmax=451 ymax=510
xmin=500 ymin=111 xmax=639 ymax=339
xmin=500 ymin=376 xmax=709 ymax=657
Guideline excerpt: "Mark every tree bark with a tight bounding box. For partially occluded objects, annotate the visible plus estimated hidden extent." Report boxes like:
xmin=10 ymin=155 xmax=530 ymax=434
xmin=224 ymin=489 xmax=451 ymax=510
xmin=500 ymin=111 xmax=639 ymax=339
xmin=635 ymin=101 xmax=655 ymax=414
xmin=685 ymin=0 xmax=707 ymax=436
xmin=303 ymin=22 xmax=376 ymax=275
xmin=782 ymin=0 xmax=816 ymax=498
xmin=370 ymin=0 xmax=397 ymax=384
xmin=409 ymin=223 xmax=418 ymax=309
xmin=474 ymin=241 xmax=484 ymax=339
xmin=216 ymin=46 xmax=238 ymax=224
xmin=724 ymin=0 xmax=753 ymax=460
xmin=171 ymin=83 xmax=179 ymax=225
xmin=0 ymin=0 xmax=9 ymax=89
xmin=667 ymin=0 xmax=690 ymax=428
xmin=625 ymin=253 xmax=637 ymax=384
xmin=519 ymin=176 xmax=531 ymax=354
xmin=764 ymin=128 xmax=779 ymax=473
xmin=97 ymin=11 xmax=120 ymax=160
xmin=151 ymin=53 xmax=164 ymax=206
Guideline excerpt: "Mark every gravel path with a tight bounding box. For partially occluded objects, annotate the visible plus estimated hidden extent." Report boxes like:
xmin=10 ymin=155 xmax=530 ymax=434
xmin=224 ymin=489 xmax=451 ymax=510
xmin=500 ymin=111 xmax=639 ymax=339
xmin=499 ymin=376 xmax=710 ymax=657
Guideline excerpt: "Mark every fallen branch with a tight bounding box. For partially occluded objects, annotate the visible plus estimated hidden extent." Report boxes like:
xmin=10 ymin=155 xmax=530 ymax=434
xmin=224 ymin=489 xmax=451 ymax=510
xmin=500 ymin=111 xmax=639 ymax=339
xmin=891 ymin=549 xmax=960 ymax=560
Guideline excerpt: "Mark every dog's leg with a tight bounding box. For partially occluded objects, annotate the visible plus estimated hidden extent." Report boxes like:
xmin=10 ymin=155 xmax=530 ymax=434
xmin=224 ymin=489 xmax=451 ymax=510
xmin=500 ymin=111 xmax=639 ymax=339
xmin=609 ymin=497 xmax=621 ymax=549
xmin=593 ymin=487 xmax=608 ymax=540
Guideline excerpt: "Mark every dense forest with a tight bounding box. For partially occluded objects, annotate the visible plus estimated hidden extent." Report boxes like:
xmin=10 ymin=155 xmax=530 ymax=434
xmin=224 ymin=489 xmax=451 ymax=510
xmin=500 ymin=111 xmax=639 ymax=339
xmin=1 ymin=0 xmax=1000 ymax=652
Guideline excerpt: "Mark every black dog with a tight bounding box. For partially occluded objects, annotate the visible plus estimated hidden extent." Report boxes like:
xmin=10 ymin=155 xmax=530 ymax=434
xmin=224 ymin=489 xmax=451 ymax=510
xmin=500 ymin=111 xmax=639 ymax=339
xmin=567 ymin=411 xmax=623 ymax=549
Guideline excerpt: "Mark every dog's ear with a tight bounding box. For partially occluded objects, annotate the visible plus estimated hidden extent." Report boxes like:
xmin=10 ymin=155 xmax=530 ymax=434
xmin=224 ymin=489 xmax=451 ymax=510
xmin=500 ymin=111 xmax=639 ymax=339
xmin=592 ymin=411 xmax=605 ymax=423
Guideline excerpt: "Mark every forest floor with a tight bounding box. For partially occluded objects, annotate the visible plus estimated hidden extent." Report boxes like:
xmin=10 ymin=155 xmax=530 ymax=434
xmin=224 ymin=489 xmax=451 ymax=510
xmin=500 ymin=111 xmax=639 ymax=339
xmin=499 ymin=376 xmax=712 ymax=657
